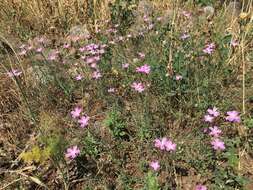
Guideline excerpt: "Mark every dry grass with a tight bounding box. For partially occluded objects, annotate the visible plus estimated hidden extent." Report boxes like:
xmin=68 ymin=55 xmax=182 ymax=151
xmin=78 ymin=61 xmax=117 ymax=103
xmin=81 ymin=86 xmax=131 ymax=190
xmin=0 ymin=0 xmax=113 ymax=35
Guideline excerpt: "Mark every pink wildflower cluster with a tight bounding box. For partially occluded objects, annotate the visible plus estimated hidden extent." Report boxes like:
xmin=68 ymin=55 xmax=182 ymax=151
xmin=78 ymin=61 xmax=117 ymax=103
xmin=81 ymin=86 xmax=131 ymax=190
xmin=131 ymin=82 xmax=145 ymax=93
xmin=65 ymin=145 xmax=80 ymax=159
xmin=154 ymin=137 xmax=176 ymax=152
xmin=79 ymin=43 xmax=107 ymax=80
xmin=225 ymin=110 xmax=241 ymax=123
xmin=7 ymin=69 xmax=22 ymax=77
xmin=203 ymin=43 xmax=215 ymax=54
xmin=70 ymin=106 xmax=90 ymax=128
xmin=181 ymin=11 xmax=191 ymax=18
xmin=203 ymin=107 xmax=226 ymax=151
xmin=180 ymin=33 xmax=190 ymax=40
xmin=204 ymin=107 xmax=220 ymax=123
xmin=175 ymin=74 xmax=183 ymax=81
xmin=18 ymin=42 xmax=34 ymax=56
xmin=149 ymin=160 xmax=160 ymax=171
xmin=149 ymin=137 xmax=176 ymax=171
xmin=196 ymin=184 xmax=207 ymax=190
xmin=230 ymin=39 xmax=239 ymax=47
xmin=136 ymin=64 xmax=150 ymax=74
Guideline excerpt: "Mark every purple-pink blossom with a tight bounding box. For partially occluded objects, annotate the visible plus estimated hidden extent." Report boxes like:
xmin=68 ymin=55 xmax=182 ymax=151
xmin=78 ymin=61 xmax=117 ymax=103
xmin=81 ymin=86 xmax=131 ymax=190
xmin=204 ymin=114 xmax=214 ymax=123
xmin=65 ymin=146 xmax=80 ymax=159
xmin=36 ymin=47 xmax=43 ymax=53
xmin=175 ymin=75 xmax=183 ymax=81
xmin=78 ymin=116 xmax=90 ymax=128
xmin=75 ymin=74 xmax=83 ymax=81
xmin=225 ymin=110 xmax=241 ymax=123
xmin=137 ymin=52 xmax=145 ymax=59
xmin=7 ymin=69 xmax=22 ymax=77
xmin=108 ymin=88 xmax=115 ymax=93
xmin=131 ymin=82 xmax=145 ymax=93
xmin=19 ymin=50 xmax=27 ymax=56
xmin=92 ymin=70 xmax=102 ymax=79
xmin=154 ymin=137 xmax=176 ymax=152
xmin=209 ymin=126 xmax=222 ymax=137
xmin=71 ymin=107 xmax=82 ymax=118
xmin=211 ymin=138 xmax=225 ymax=151
xmin=230 ymin=40 xmax=239 ymax=47
xmin=149 ymin=160 xmax=160 ymax=171
xmin=122 ymin=63 xmax=129 ymax=69
xmin=203 ymin=43 xmax=215 ymax=54
xmin=207 ymin=107 xmax=220 ymax=117
xmin=182 ymin=11 xmax=191 ymax=18
xmin=63 ymin=43 xmax=70 ymax=49
xmin=180 ymin=33 xmax=190 ymax=40
xmin=136 ymin=64 xmax=151 ymax=74
xmin=196 ymin=184 xmax=207 ymax=190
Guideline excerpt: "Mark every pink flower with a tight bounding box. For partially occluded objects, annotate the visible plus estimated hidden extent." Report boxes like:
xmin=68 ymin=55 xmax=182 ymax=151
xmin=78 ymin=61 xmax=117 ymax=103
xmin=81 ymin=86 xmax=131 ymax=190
xmin=71 ymin=107 xmax=82 ymax=118
xmin=86 ymin=57 xmax=96 ymax=64
xmin=204 ymin=114 xmax=214 ymax=123
xmin=92 ymin=70 xmax=102 ymax=79
xmin=154 ymin=137 xmax=168 ymax=150
xmin=19 ymin=44 xmax=26 ymax=49
xmin=196 ymin=184 xmax=207 ymax=190
xmin=90 ymin=63 xmax=97 ymax=68
xmin=180 ymin=33 xmax=190 ymax=40
xmin=138 ymin=52 xmax=145 ymax=59
xmin=63 ymin=43 xmax=70 ymax=49
xmin=79 ymin=47 xmax=86 ymax=52
xmin=19 ymin=50 xmax=27 ymax=56
xmin=78 ymin=115 xmax=90 ymax=128
xmin=93 ymin=56 xmax=100 ymax=61
xmin=230 ymin=40 xmax=239 ymax=47
xmin=211 ymin=138 xmax=225 ymax=151
xmin=225 ymin=110 xmax=241 ymax=123
xmin=154 ymin=137 xmax=176 ymax=152
xmin=122 ymin=63 xmax=129 ymax=69
xmin=165 ymin=140 xmax=177 ymax=151
xmin=108 ymin=88 xmax=115 ymax=93
xmin=131 ymin=82 xmax=145 ymax=93
xmin=207 ymin=107 xmax=220 ymax=117
xmin=7 ymin=69 xmax=22 ymax=77
xmin=75 ymin=74 xmax=83 ymax=81
xmin=136 ymin=64 xmax=151 ymax=74
xmin=36 ymin=47 xmax=43 ymax=53
xmin=175 ymin=75 xmax=183 ymax=80
xmin=203 ymin=43 xmax=215 ymax=54
xmin=27 ymin=46 xmax=33 ymax=50
xmin=149 ymin=160 xmax=160 ymax=171
xmin=65 ymin=146 xmax=80 ymax=159
xmin=182 ymin=11 xmax=191 ymax=18
xmin=209 ymin=126 xmax=222 ymax=137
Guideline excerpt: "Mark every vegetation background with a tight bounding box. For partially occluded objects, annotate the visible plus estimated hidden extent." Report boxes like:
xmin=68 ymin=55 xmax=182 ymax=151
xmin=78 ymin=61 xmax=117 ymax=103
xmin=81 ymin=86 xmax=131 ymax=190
xmin=0 ymin=0 xmax=252 ymax=189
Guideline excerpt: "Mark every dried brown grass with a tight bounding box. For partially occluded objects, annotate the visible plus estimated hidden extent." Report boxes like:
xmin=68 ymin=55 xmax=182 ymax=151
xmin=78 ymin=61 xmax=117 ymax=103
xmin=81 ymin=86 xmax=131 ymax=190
xmin=0 ymin=0 xmax=112 ymax=34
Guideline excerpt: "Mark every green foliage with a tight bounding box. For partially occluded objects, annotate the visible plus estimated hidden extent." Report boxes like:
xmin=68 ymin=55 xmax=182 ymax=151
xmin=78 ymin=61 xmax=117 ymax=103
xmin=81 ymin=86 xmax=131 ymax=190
xmin=244 ymin=117 xmax=253 ymax=129
xmin=212 ymin=167 xmax=248 ymax=190
xmin=104 ymin=109 xmax=128 ymax=139
xmin=143 ymin=172 xmax=160 ymax=190
xmin=82 ymin=132 xmax=100 ymax=157
xmin=194 ymin=0 xmax=215 ymax=6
